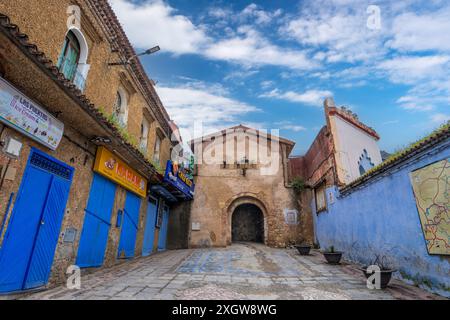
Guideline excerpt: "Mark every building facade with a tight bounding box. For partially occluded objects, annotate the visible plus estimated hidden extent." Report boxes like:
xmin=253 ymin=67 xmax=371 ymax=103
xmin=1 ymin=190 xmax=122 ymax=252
xmin=188 ymin=125 xmax=314 ymax=248
xmin=0 ymin=0 xmax=189 ymax=294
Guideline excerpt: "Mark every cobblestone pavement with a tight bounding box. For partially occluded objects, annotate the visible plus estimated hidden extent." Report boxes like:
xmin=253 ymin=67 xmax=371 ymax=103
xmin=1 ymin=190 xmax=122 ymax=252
xmin=21 ymin=243 xmax=444 ymax=300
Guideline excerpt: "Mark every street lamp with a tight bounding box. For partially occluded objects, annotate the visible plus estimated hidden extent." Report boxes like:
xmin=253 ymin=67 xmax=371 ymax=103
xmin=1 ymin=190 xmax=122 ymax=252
xmin=108 ymin=46 xmax=161 ymax=66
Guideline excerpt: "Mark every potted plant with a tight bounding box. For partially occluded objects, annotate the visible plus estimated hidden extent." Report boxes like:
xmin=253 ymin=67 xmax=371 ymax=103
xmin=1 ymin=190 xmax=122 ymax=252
xmin=294 ymin=238 xmax=312 ymax=255
xmin=322 ymin=246 xmax=343 ymax=264
xmin=361 ymin=255 xmax=397 ymax=289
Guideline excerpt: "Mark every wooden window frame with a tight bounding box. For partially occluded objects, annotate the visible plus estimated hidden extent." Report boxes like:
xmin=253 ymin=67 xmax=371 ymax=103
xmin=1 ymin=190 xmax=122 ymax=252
xmin=314 ymin=182 xmax=328 ymax=214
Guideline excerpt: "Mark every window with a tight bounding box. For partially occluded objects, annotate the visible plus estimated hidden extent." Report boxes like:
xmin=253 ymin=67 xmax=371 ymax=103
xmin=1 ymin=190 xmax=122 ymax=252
xmin=153 ymin=134 xmax=162 ymax=164
xmin=315 ymin=182 xmax=327 ymax=213
xmin=113 ymin=88 xmax=128 ymax=127
xmin=57 ymin=28 xmax=90 ymax=91
xmin=358 ymin=149 xmax=375 ymax=175
xmin=140 ymin=117 xmax=150 ymax=152
xmin=58 ymin=31 xmax=80 ymax=82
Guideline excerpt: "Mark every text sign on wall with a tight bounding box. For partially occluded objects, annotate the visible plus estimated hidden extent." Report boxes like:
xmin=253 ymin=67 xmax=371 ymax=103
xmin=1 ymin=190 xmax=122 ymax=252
xmin=0 ymin=77 xmax=64 ymax=150
xmin=164 ymin=160 xmax=195 ymax=199
xmin=93 ymin=146 xmax=147 ymax=198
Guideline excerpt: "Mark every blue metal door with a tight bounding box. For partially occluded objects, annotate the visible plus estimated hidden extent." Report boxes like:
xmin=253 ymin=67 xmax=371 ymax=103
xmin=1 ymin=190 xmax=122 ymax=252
xmin=76 ymin=174 xmax=117 ymax=268
xmin=142 ymin=197 xmax=158 ymax=256
xmin=117 ymin=191 xmax=141 ymax=259
xmin=0 ymin=149 xmax=73 ymax=293
xmin=157 ymin=206 xmax=170 ymax=251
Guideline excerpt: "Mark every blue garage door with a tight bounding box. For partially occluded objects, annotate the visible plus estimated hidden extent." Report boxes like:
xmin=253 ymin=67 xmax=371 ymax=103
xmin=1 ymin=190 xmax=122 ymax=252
xmin=117 ymin=191 xmax=141 ymax=259
xmin=0 ymin=149 xmax=74 ymax=293
xmin=142 ymin=197 xmax=158 ymax=257
xmin=76 ymin=174 xmax=117 ymax=268
xmin=157 ymin=206 xmax=170 ymax=252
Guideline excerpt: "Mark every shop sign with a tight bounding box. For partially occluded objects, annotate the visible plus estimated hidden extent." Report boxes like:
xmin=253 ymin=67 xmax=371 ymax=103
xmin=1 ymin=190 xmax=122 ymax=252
xmin=0 ymin=77 xmax=64 ymax=150
xmin=164 ymin=160 xmax=195 ymax=199
xmin=93 ymin=146 xmax=147 ymax=197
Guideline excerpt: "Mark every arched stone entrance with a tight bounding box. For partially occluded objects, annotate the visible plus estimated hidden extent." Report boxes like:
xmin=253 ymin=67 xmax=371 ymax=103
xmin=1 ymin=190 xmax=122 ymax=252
xmin=232 ymin=204 xmax=264 ymax=243
xmin=225 ymin=194 xmax=269 ymax=245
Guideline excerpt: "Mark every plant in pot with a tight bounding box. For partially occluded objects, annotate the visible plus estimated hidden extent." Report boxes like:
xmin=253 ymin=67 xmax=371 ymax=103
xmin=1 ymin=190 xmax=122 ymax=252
xmin=361 ymin=254 xmax=397 ymax=289
xmin=322 ymin=246 xmax=343 ymax=264
xmin=294 ymin=237 xmax=312 ymax=256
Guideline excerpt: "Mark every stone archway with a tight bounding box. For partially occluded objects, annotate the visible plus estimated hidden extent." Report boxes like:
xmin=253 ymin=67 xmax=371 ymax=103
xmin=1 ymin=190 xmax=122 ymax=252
xmin=225 ymin=194 xmax=269 ymax=245
xmin=232 ymin=203 xmax=264 ymax=243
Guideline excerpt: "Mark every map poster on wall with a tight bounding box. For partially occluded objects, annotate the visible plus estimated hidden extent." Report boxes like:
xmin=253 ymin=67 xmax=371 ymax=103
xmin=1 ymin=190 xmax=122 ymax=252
xmin=410 ymin=158 xmax=449 ymax=255
xmin=0 ymin=77 xmax=64 ymax=150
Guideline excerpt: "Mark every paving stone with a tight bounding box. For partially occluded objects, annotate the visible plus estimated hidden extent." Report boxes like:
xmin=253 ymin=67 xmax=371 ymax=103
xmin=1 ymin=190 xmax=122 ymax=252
xmin=18 ymin=244 xmax=444 ymax=301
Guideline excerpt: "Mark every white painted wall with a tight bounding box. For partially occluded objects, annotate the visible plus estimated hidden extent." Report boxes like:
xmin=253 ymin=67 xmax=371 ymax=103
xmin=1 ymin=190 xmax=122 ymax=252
xmin=331 ymin=115 xmax=382 ymax=184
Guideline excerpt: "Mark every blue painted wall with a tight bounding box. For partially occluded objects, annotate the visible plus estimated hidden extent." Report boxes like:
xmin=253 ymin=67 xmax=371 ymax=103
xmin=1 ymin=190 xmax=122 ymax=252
xmin=314 ymin=140 xmax=450 ymax=297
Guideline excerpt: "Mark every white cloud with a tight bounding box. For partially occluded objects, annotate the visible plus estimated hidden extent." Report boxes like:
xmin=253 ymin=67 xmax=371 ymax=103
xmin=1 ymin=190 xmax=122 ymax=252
xmin=109 ymin=0 xmax=208 ymax=54
xmin=430 ymin=113 xmax=450 ymax=124
xmin=396 ymin=96 xmax=434 ymax=112
xmin=204 ymin=26 xmax=316 ymax=70
xmin=378 ymin=55 xmax=450 ymax=84
xmin=260 ymin=89 xmax=332 ymax=107
xmin=274 ymin=121 xmax=307 ymax=132
xmin=281 ymin=125 xmax=307 ymax=132
xmin=388 ymin=8 xmax=450 ymax=52
xmin=240 ymin=3 xmax=282 ymax=25
xmin=110 ymin=0 xmax=315 ymax=70
xmin=155 ymin=82 xmax=260 ymax=137
xmin=281 ymin=6 xmax=387 ymax=63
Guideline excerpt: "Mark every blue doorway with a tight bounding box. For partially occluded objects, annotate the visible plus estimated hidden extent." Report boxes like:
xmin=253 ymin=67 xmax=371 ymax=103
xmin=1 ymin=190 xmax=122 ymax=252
xmin=157 ymin=205 xmax=170 ymax=252
xmin=142 ymin=197 xmax=158 ymax=257
xmin=117 ymin=191 xmax=141 ymax=259
xmin=76 ymin=174 xmax=117 ymax=268
xmin=0 ymin=149 xmax=74 ymax=293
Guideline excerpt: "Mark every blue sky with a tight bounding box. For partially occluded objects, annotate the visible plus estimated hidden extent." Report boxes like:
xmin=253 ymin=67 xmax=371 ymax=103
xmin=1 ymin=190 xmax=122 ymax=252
xmin=110 ymin=0 xmax=450 ymax=155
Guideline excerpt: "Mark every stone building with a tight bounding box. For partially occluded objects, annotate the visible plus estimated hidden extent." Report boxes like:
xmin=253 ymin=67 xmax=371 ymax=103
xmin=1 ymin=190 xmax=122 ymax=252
xmin=289 ymin=98 xmax=382 ymax=244
xmin=182 ymin=98 xmax=383 ymax=250
xmin=187 ymin=125 xmax=314 ymax=248
xmin=0 ymin=0 xmax=190 ymax=294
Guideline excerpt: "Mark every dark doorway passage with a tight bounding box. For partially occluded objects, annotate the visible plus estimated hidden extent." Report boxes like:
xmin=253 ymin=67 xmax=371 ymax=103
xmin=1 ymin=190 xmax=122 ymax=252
xmin=232 ymin=204 xmax=264 ymax=243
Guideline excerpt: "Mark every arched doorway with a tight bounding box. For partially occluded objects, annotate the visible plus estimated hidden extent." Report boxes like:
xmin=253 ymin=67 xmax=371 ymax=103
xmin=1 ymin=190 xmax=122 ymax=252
xmin=232 ymin=203 xmax=264 ymax=243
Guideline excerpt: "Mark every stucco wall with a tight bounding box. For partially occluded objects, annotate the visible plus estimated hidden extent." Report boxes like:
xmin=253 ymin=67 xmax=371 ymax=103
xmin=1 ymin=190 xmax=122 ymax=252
xmin=314 ymin=141 xmax=450 ymax=297
xmin=189 ymin=132 xmax=314 ymax=248
xmin=330 ymin=115 xmax=382 ymax=184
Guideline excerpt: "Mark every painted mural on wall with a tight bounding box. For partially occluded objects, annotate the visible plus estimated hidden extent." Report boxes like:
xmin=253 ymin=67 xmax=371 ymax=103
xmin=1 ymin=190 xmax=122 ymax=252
xmin=410 ymin=158 xmax=450 ymax=255
xmin=0 ymin=77 xmax=64 ymax=150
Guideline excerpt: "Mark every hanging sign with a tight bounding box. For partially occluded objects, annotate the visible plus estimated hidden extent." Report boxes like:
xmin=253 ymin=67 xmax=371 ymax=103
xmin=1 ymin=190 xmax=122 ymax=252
xmin=93 ymin=146 xmax=147 ymax=197
xmin=0 ymin=77 xmax=64 ymax=150
xmin=164 ymin=160 xmax=195 ymax=199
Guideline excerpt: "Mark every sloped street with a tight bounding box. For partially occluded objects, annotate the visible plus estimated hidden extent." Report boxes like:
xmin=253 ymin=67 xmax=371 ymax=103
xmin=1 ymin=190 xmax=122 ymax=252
xmin=22 ymin=243 xmax=444 ymax=300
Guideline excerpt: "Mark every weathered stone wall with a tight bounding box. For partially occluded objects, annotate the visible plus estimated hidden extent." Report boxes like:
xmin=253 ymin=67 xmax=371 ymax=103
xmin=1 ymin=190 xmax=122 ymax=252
xmin=289 ymin=126 xmax=336 ymax=188
xmin=0 ymin=1 xmax=172 ymax=290
xmin=189 ymin=131 xmax=313 ymax=248
xmin=0 ymin=0 xmax=172 ymax=161
xmin=167 ymin=201 xmax=192 ymax=250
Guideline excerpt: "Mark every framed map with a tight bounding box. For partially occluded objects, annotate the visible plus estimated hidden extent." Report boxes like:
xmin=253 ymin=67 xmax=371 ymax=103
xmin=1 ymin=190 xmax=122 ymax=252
xmin=410 ymin=158 xmax=449 ymax=255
